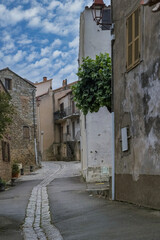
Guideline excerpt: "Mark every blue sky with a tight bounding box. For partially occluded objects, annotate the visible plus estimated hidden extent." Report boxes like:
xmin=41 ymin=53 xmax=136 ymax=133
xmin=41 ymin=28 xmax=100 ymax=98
xmin=0 ymin=0 xmax=110 ymax=89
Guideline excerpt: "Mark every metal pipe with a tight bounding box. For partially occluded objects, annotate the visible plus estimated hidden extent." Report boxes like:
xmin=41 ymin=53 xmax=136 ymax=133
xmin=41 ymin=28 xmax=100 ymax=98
xmin=32 ymin=89 xmax=38 ymax=165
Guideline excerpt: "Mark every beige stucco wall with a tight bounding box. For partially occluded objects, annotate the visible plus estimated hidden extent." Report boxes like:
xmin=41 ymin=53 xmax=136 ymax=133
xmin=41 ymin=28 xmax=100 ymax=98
xmin=35 ymin=79 xmax=52 ymax=97
xmin=36 ymin=81 xmax=54 ymax=161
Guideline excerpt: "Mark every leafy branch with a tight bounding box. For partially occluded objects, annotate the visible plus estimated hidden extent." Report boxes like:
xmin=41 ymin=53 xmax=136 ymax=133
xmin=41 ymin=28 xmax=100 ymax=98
xmin=72 ymin=53 xmax=112 ymax=115
xmin=0 ymin=92 xmax=14 ymax=138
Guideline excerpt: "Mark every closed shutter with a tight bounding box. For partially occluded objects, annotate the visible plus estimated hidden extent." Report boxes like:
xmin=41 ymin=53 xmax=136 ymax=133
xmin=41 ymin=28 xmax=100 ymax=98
xmin=126 ymin=7 xmax=140 ymax=70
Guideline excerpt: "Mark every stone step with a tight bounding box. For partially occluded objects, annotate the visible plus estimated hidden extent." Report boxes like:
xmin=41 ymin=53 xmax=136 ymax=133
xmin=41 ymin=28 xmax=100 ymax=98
xmin=86 ymin=182 xmax=111 ymax=199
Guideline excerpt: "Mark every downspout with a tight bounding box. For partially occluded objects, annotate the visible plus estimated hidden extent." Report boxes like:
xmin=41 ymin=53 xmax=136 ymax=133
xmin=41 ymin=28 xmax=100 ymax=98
xmin=32 ymin=89 xmax=38 ymax=166
xmin=111 ymin=0 xmax=115 ymax=201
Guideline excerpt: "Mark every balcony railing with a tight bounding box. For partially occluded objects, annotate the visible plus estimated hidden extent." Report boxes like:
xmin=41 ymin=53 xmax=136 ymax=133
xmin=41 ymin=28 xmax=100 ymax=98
xmin=54 ymin=106 xmax=80 ymax=121
xmin=61 ymin=132 xmax=80 ymax=143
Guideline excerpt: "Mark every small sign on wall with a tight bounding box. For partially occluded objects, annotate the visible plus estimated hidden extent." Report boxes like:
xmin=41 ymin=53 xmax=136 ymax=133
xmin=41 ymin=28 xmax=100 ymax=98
xmin=121 ymin=127 xmax=128 ymax=152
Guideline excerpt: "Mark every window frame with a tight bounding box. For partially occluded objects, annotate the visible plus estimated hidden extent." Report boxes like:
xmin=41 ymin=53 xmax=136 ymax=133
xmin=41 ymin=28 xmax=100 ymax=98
xmin=1 ymin=141 xmax=10 ymax=162
xmin=5 ymin=78 xmax=12 ymax=90
xmin=23 ymin=126 xmax=30 ymax=139
xmin=126 ymin=7 xmax=141 ymax=71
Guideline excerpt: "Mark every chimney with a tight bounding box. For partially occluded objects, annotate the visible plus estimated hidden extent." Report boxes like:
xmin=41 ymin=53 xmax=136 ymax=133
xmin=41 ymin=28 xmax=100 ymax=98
xmin=62 ymin=79 xmax=67 ymax=87
xmin=43 ymin=77 xmax=47 ymax=82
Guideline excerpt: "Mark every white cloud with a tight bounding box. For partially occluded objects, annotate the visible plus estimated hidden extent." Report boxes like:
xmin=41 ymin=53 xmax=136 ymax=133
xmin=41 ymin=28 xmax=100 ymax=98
xmin=52 ymin=50 xmax=62 ymax=59
xmin=48 ymin=1 xmax=62 ymax=10
xmin=69 ymin=36 xmax=79 ymax=48
xmin=34 ymin=58 xmax=49 ymax=67
xmin=13 ymin=50 xmax=25 ymax=62
xmin=40 ymin=39 xmax=62 ymax=57
xmin=28 ymin=16 xmax=41 ymax=27
xmin=51 ymin=39 xmax=62 ymax=47
xmin=17 ymin=34 xmax=32 ymax=45
xmin=26 ymin=52 xmax=39 ymax=62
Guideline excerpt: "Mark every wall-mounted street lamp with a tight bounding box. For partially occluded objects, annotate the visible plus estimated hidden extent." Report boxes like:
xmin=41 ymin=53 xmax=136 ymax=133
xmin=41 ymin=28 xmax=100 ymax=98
xmin=91 ymin=0 xmax=105 ymax=25
xmin=91 ymin=0 xmax=111 ymax=30
xmin=141 ymin=0 xmax=160 ymax=12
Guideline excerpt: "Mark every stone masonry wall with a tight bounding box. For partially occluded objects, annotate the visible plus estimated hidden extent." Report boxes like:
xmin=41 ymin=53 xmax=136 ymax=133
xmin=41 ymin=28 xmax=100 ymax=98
xmin=0 ymin=69 xmax=37 ymax=170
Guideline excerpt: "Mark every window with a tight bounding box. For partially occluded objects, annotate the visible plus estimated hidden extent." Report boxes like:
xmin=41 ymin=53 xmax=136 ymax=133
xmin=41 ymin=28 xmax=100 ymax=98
xmin=102 ymin=8 xmax=111 ymax=30
xmin=72 ymin=101 xmax=75 ymax=113
xmin=72 ymin=122 xmax=75 ymax=139
xmin=23 ymin=126 xmax=30 ymax=139
xmin=2 ymin=141 xmax=10 ymax=162
xmin=126 ymin=8 xmax=140 ymax=70
xmin=60 ymin=103 xmax=64 ymax=112
xmin=67 ymin=125 xmax=70 ymax=135
xmin=5 ymin=78 xmax=12 ymax=90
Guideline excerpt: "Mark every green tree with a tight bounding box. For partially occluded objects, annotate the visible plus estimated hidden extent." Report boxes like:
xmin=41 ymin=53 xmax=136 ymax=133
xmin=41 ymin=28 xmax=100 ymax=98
xmin=0 ymin=92 xmax=14 ymax=138
xmin=72 ymin=53 xmax=111 ymax=115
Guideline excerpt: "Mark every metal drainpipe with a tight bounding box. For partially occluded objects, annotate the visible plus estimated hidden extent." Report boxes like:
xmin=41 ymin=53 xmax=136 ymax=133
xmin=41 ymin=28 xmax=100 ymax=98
xmin=111 ymin=0 xmax=115 ymax=201
xmin=32 ymin=89 xmax=38 ymax=166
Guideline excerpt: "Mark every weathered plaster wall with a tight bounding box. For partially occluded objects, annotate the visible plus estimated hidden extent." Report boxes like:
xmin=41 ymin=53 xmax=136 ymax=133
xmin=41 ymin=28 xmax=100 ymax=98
xmin=0 ymin=69 xmax=37 ymax=168
xmin=79 ymin=8 xmax=112 ymax=182
xmin=86 ymin=107 xmax=112 ymax=182
xmin=113 ymin=0 xmax=160 ymax=208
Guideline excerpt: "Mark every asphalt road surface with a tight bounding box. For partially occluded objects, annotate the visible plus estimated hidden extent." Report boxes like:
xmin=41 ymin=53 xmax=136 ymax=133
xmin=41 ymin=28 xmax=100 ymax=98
xmin=0 ymin=161 xmax=160 ymax=240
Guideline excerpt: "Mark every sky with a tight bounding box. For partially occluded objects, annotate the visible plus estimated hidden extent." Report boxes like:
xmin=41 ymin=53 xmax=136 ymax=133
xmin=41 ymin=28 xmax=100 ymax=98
xmin=0 ymin=0 xmax=110 ymax=89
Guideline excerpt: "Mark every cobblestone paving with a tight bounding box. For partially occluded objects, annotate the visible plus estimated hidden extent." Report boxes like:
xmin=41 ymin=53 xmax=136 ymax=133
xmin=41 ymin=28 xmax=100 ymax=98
xmin=22 ymin=161 xmax=81 ymax=240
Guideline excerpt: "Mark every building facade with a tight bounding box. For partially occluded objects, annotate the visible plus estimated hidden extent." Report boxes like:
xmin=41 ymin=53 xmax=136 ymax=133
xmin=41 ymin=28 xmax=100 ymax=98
xmin=112 ymin=0 xmax=160 ymax=209
xmin=0 ymin=80 xmax=12 ymax=181
xmin=35 ymin=77 xmax=54 ymax=161
xmin=53 ymin=80 xmax=80 ymax=161
xmin=0 ymin=68 xmax=38 ymax=174
xmin=79 ymin=6 xmax=112 ymax=182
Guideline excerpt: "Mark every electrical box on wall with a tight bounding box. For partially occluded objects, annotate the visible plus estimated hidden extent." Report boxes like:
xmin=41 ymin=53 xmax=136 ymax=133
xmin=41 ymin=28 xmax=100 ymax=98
xmin=121 ymin=127 xmax=128 ymax=152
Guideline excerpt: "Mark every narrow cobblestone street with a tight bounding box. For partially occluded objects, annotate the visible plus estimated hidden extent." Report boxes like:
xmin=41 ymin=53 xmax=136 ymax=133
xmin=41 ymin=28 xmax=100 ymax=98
xmin=23 ymin=162 xmax=64 ymax=240
xmin=21 ymin=161 xmax=81 ymax=240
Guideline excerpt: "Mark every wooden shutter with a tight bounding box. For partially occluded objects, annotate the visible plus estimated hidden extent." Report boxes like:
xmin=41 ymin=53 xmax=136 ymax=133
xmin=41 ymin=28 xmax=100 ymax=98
xmin=134 ymin=8 xmax=140 ymax=63
xmin=126 ymin=7 xmax=140 ymax=70
xmin=127 ymin=15 xmax=133 ymax=68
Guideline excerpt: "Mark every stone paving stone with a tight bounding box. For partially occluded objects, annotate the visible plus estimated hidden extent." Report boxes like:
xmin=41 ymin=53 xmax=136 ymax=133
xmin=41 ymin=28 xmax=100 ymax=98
xmin=22 ymin=162 xmax=72 ymax=240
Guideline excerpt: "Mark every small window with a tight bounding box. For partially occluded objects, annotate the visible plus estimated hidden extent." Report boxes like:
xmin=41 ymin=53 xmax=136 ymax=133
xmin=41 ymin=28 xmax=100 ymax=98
xmin=72 ymin=101 xmax=75 ymax=113
xmin=126 ymin=8 xmax=140 ymax=70
xmin=67 ymin=125 xmax=70 ymax=135
xmin=60 ymin=103 xmax=64 ymax=112
xmin=2 ymin=141 xmax=10 ymax=162
xmin=23 ymin=126 xmax=30 ymax=139
xmin=72 ymin=122 xmax=75 ymax=139
xmin=5 ymin=78 xmax=12 ymax=90
xmin=102 ymin=8 xmax=111 ymax=30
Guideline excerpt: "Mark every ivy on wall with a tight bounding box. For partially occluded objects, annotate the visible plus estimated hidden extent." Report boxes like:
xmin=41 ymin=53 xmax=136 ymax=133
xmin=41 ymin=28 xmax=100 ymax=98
xmin=72 ymin=53 xmax=111 ymax=115
xmin=0 ymin=92 xmax=14 ymax=139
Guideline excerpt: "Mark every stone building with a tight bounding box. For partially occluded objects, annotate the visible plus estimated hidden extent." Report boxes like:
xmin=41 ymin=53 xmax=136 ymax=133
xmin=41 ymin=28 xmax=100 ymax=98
xmin=112 ymin=0 xmax=160 ymax=209
xmin=0 ymin=80 xmax=12 ymax=181
xmin=79 ymin=5 xmax=112 ymax=182
xmin=0 ymin=68 xmax=38 ymax=174
xmin=53 ymin=80 xmax=80 ymax=161
xmin=35 ymin=77 xmax=54 ymax=161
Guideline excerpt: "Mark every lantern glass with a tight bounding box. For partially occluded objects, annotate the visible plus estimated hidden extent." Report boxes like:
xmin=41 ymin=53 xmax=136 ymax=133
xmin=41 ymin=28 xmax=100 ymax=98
xmin=91 ymin=3 xmax=104 ymax=25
